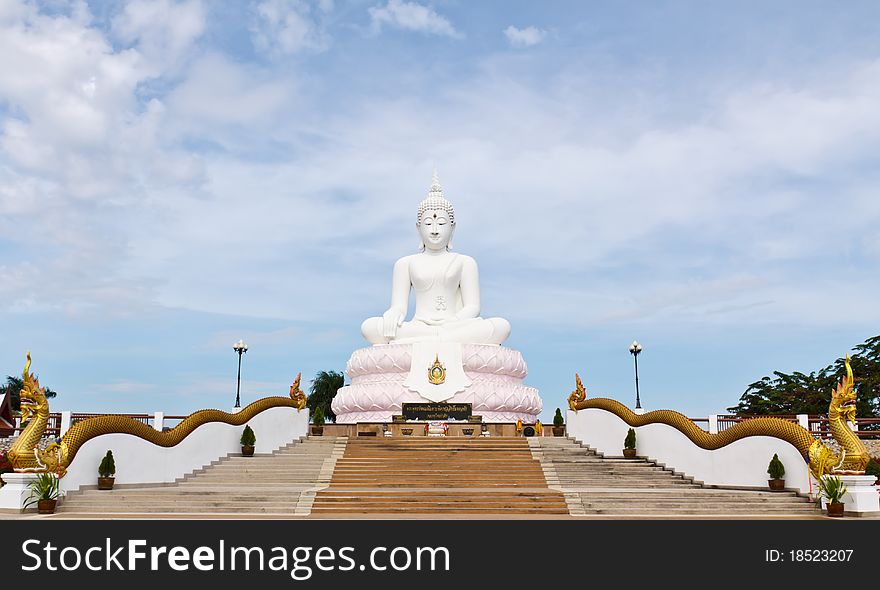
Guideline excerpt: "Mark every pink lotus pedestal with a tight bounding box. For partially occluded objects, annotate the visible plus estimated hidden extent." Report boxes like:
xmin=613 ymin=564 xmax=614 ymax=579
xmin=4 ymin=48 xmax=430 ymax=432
xmin=331 ymin=343 xmax=542 ymax=423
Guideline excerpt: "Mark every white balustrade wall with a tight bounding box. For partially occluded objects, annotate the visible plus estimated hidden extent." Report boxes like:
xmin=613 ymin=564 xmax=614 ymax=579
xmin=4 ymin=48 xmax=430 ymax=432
xmin=566 ymin=408 xmax=812 ymax=494
xmin=59 ymin=406 xmax=308 ymax=494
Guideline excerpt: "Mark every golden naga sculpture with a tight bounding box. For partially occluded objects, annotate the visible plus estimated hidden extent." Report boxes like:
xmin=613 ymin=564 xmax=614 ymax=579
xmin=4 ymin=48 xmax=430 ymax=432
xmin=9 ymin=353 xmax=63 ymax=475
xmin=807 ymin=355 xmax=869 ymax=478
xmin=567 ymin=372 xmax=587 ymax=411
xmin=9 ymin=353 xmax=306 ymax=478
xmin=567 ymin=373 xmax=815 ymax=461
xmin=568 ymin=359 xmax=870 ymax=480
xmin=289 ymin=372 xmax=307 ymax=409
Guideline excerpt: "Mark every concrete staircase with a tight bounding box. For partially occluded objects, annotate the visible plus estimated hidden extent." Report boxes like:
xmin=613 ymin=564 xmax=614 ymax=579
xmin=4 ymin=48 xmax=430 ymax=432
xmin=310 ymin=437 xmax=569 ymax=515
xmin=57 ymin=436 xmax=347 ymax=516
xmin=529 ymin=437 xmax=819 ymax=517
xmin=55 ymin=435 xmax=820 ymax=518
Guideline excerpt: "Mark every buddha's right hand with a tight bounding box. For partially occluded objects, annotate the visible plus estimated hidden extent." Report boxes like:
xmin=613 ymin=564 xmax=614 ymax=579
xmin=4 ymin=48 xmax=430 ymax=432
xmin=382 ymin=309 xmax=404 ymax=339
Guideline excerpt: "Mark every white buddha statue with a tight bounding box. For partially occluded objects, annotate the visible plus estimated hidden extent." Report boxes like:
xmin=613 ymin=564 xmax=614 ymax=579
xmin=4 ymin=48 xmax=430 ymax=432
xmin=333 ymin=171 xmax=542 ymax=422
xmin=361 ymin=172 xmax=511 ymax=346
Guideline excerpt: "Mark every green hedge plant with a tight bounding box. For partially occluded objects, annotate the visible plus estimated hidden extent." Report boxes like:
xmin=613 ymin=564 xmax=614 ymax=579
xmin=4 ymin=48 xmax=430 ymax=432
xmin=240 ymin=425 xmax=256 ymax=447
xmin=624 ymin=428 xmax=636 ymax=450
xmin=98 ymin=450 xmax=115 ymax=478
xmin=767 ymin=454 xmax=785 ymax=480
xmin=553 ymin=408 xmax=564 ymax=427
xmin=312 ymin=407 xmax=326 ymax=426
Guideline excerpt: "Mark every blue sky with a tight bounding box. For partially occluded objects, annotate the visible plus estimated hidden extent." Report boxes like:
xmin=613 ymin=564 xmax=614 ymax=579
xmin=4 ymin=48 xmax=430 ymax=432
xmin=1 ymin=0 xmax=879 ymax=421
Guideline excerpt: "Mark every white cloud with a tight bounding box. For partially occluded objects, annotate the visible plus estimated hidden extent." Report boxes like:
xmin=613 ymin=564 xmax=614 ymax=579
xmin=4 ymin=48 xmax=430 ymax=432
xmin=111 ymin=0 xmax=206 ymax=73
xmin=165 ymin=53 xmax=296 ymax=130
xmin=368 ymin=0 xmax=459 ymax=38
xmin=1 ymin=2 xmax=879 ymax=337
xmin=250 ymin=0 xmax=330 ymax=56
xmin=504 ymin=25 xmax=545 ymax=48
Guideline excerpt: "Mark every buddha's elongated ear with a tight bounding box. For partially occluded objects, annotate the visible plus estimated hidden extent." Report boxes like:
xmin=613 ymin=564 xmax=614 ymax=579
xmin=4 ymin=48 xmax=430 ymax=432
xmin=446 ymin=226 xmax=455 ymax=251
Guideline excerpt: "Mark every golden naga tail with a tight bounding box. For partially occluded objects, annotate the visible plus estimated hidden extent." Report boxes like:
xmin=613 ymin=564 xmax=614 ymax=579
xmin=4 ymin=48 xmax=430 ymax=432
xmin=568 ymin=356 xmax=870 ymax=481
xmin=567 ymin=373 xmax=587 ymax=410
xmin=8 ymin=353 xmax=306 ymax=478
xmin=289 ymin=372 xmax=307 ymax=409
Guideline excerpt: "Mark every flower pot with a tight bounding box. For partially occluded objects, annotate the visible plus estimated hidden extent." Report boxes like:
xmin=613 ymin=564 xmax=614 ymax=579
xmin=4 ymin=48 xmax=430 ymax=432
xmin=623 ymin=448 xmax=637 ymax=459
xmin=401 ymin=428 xmax=413 ymax=436
xmin=311 ymin=426 xmax=324 ymax=436
xmin=37 ymin=499 xmax=57 ymax=514
xmin=241 ymin=445 xmax=255 ymax=457
xmin=826 ymin=501 xmax=845 ymax=517
xmin=462 ymin=428 xmax=474 ymax=436
xmin=768 ymin=478 xmax=785 ymax=492
xmin=97 ymin=476 xmax=115 ymax=490
xmin=552 ymin=426 xmax=565 ymax=437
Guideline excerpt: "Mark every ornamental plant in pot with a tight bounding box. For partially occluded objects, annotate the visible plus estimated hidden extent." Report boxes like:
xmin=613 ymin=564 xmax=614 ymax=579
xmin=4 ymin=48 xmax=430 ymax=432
xmin=552 ymin=408 xmax=565 ymax=437
xmin=24 ymin=472 xmax=62 ymax=514
xmin=818 ymin=474 xmax=848 ymax=517
xmin=98 ymin=450 xmax=116 ymax=490
xmin=311 ymin=407 xmax=325 ymax=436
xmin=240 ymin=425 xmax=256 ymax=457
xmin=623 ymin=428 xmax=637 ymax=458
xmin=767 ymin=453 xmax=785 ymax=491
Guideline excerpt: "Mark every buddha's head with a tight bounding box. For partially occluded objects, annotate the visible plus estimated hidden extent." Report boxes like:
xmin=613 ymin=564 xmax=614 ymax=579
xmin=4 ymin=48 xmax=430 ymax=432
xmin=417 ymin=171 xmax=455 ymax=252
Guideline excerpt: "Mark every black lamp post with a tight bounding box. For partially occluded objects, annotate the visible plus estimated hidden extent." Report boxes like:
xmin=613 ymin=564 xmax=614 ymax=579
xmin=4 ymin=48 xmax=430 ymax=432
xmin=628 ymin=340 xmax=642 ymax=410
xmin=233 ymin=339 xmax=248 ymax=408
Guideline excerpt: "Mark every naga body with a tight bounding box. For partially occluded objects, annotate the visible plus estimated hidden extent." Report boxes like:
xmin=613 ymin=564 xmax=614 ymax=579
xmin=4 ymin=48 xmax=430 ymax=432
xmin=568 ymin=357 xmax=869 ymax=481
xmin=8 ymin=353 xmax=307 ymax=478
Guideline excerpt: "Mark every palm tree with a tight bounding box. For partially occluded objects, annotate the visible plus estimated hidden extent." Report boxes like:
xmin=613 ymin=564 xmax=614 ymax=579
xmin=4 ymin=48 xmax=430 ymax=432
xmin=307 ymin=371 xmax=344 ymax=423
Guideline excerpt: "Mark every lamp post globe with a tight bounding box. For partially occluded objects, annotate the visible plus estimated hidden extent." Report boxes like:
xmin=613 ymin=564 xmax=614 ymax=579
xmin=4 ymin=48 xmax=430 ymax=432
xmin=628 ymin=340 xmax=642 ymax=410
xmin=233 ymin=339 xmax=248 ymax=408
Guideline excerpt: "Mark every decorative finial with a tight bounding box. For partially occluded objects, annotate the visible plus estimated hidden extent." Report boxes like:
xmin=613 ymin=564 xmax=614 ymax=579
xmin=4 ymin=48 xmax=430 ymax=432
xmin=428 ymin=168 xmax=444 ymax=200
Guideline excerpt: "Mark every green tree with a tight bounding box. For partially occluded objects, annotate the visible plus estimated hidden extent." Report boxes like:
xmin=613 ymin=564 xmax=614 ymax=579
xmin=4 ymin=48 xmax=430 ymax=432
xmin=307 ymin=371 xmax=344 ymax=423
xmin=728 ymin=335 xmax=880 ymax=418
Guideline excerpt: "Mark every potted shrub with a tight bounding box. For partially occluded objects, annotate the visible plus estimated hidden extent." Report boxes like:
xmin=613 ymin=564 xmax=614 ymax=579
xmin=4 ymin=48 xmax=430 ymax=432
xmin=623 ymin=428 xmax=637 ymax=458
xmin=767 ymin=453 xmax=785 ymax=491
xmin=817 ymin=474 xmax=848 ymax=517
xmin=240 ymin=425 xmax=256 ymax=457
xmin=311 ymin=407 xmax=325 ymax=436
xmin=24 ymin=472 xmax=62 ymax=514
xmin=98 ymin=450 xmax=116 ymax=490
xmin=552 ymin=408 xmax=565 ymax=437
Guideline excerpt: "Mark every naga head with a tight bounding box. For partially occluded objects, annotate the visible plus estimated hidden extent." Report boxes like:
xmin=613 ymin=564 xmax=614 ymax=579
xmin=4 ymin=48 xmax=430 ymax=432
xmin=568 ymin=373 xmax=587 ymax=411
xmin=19 ymin=352 xmax=48 ymax=425
xmin=830 ymin=355 xmax=857 ymax=423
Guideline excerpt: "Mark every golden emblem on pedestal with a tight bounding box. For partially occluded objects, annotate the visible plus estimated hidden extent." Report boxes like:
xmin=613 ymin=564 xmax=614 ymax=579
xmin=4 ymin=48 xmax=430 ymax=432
xmin=428 ymin=355 xmax=447 ymax=385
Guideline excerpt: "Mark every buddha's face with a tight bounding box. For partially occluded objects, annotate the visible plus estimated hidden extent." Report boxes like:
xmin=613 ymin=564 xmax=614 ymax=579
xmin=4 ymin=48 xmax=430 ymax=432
xmin=418 ymin=209 xmax=454 ymax=251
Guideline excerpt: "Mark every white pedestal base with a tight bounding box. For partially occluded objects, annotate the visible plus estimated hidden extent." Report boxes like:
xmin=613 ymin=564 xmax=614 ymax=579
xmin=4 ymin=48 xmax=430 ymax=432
xmin=819 ymin=475 xmax=879 ymax=516
xmin=332 ymin=343 xmax=542 ymax=423
xmin=0 ymin=473 xmax=39 ymax=512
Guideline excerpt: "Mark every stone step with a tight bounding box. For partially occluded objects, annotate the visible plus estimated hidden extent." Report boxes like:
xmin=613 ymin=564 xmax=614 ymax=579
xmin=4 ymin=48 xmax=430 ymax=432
xmin=309 ymin=506 xmax=570 ymax=514
xmin=54 ymin=433 xmax=822 ymax=518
